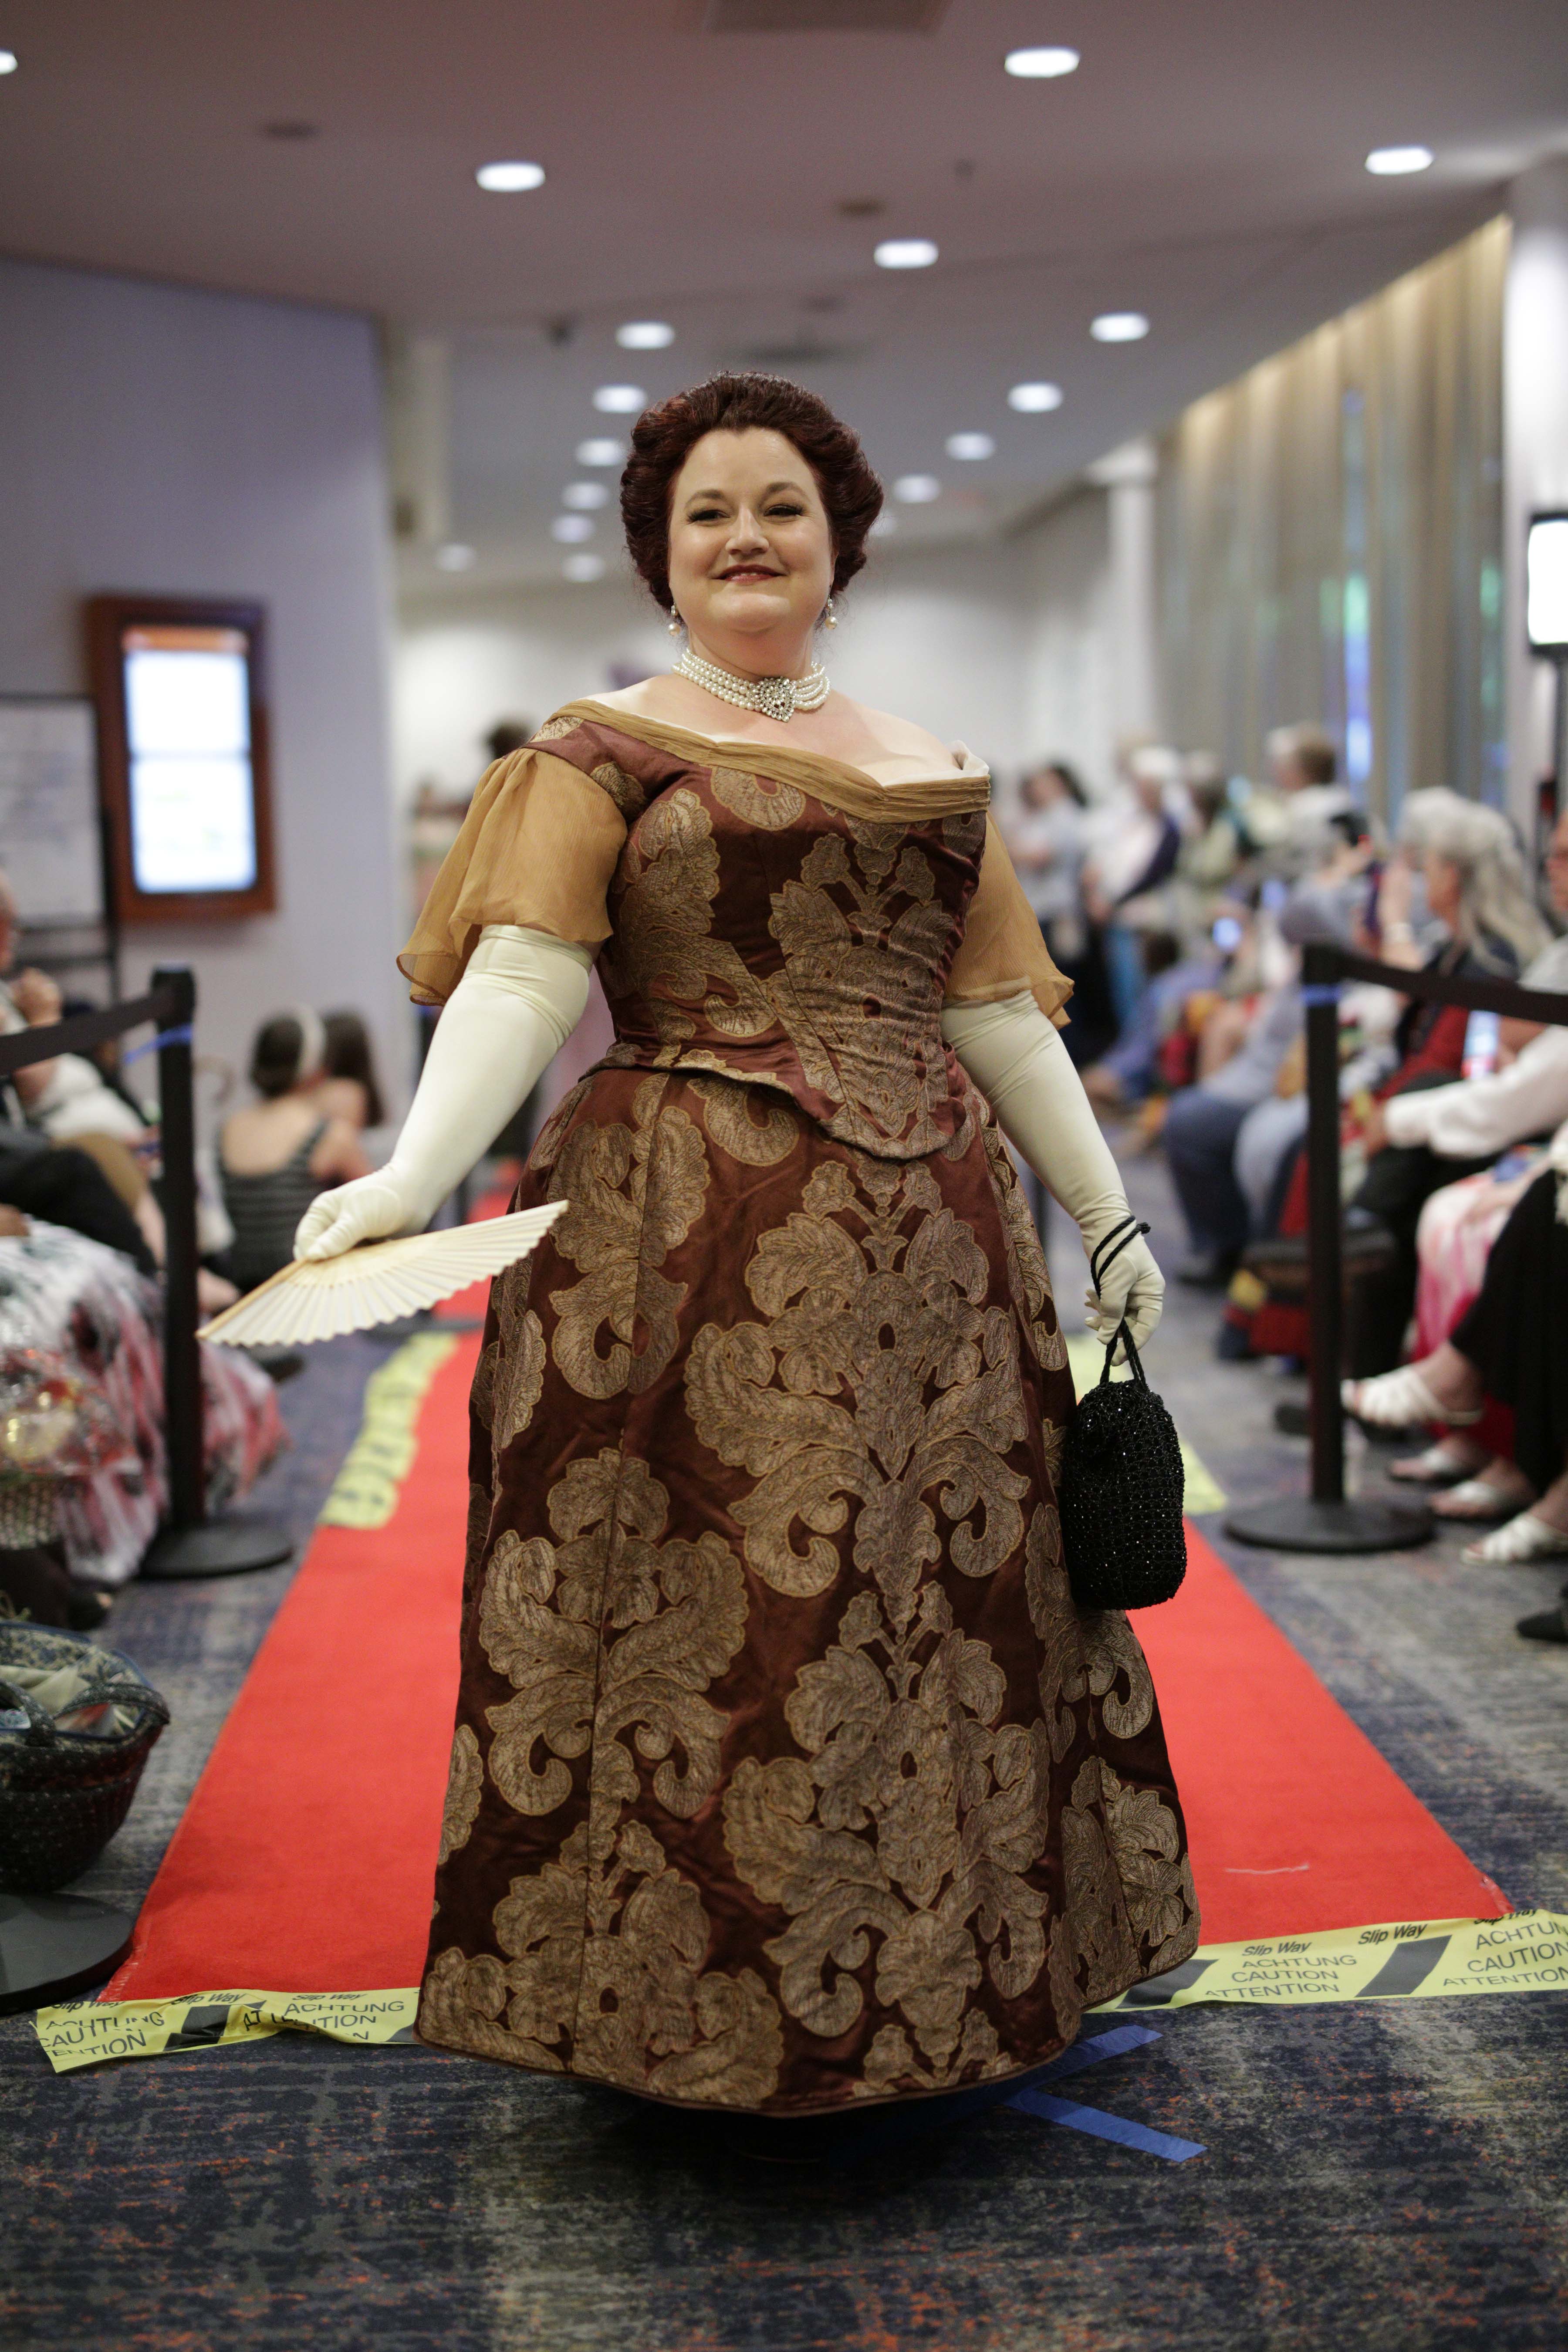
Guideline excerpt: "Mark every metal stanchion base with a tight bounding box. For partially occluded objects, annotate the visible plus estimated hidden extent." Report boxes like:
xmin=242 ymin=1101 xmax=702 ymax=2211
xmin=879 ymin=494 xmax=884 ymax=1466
xmin=141 ymin=1517 xmax=295 ymax=1582
xmin=1224 ymin=1494 xmax=1433 ymax=1554
xmin=0 ymin=1890 xmax=133 ymax=2015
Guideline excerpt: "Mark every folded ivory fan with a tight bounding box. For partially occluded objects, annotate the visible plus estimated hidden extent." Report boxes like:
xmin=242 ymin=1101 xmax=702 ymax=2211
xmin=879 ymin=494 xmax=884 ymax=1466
xmin=196 ymin=1203 xmax=568 ymax=1347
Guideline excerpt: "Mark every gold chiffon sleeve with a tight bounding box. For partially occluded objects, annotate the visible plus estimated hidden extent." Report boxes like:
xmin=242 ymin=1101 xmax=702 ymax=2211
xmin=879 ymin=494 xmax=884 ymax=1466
xmin=398 ymin=748 xmax=627 ymax=1006
xmin=945 ymin=815 xmax=1074 ymax=1027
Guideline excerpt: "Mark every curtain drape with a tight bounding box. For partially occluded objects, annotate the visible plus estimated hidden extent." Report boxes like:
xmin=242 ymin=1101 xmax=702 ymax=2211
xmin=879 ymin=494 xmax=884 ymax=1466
xmin=1157 ymin=218 xmax=1507 ymax=822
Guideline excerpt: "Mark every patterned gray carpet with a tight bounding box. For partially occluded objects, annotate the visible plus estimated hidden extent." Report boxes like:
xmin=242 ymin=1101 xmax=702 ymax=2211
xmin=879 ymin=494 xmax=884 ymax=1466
xmin=5 ymin=1159 xmax=1567 ymax=2351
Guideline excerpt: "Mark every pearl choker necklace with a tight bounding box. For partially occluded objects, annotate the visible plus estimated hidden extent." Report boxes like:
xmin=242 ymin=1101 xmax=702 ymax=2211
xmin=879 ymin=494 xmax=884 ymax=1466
xmin=674 ymin=648 xmax=830 ymax=723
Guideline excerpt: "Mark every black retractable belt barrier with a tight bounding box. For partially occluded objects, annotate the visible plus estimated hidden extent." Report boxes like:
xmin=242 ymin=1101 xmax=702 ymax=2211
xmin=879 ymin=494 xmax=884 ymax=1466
xmin=1225 ymin=938 xmax=1568 ymax=1555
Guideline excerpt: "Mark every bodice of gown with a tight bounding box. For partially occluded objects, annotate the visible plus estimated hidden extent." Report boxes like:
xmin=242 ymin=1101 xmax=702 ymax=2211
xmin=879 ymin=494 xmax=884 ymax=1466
xmin=534 ymin=711 xmax=989 ymax=1160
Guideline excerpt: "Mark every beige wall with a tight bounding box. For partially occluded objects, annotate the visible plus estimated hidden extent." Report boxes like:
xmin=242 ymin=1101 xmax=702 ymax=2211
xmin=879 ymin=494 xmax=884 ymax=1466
xmin=0 ymin=255 xmax=406 ymax=1127
xmin=395 ymin=495 xmax=1124 ymax=840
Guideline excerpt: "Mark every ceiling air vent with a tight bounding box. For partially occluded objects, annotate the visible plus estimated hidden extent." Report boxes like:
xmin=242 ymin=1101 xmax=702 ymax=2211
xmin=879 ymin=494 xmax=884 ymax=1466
xmin=704 ymin=1 xmax=949 ymax=31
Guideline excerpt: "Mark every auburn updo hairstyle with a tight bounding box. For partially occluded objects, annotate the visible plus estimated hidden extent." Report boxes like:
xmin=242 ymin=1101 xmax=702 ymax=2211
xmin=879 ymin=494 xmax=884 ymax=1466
xmin=620 ymin=373 xmax=884 ymax=615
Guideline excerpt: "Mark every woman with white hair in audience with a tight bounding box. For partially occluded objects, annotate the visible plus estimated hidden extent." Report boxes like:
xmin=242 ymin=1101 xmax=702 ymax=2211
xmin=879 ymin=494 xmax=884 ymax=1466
xmin=1338 ymin=787 xmax=1549 ymax=1373
xmin=1345 ymin=805 xmax=1568 ymax=1513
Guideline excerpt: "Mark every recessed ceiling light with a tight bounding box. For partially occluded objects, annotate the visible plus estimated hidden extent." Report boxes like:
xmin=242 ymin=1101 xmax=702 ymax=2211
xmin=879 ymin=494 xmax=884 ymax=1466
xmin=435 ymin=543 xmax=476 ymax=572
xmin=1365 ymin=145 xmax=1433 ymax=176
xmin=1004 ymin=46 xmax=1079 ymax=78
xmin=868 ymin=513 xmax=899 ymax=537
xmin=946 ymin=432 xmax=995 ymax=461
xmin=576 ymin=437 xmax=626 ymax=466
xmin=593 ymin=383 xmax=645 ymax=413
xmin=875 ymin=238 xmax=938 ymax=270
xmin=1008 ymin=380 xmax=1064 ymax=412
xmin=1091 ymin=312 xmax=1149 ymax=343
xmin=563 ymin=553 xmax=606 ymax=583
xmin=893 ymin=474 xmax=942 ymax=504
xmin=0 ymin=50 xmax=17 ymax=74
xmin=552 ymin=514 xmax=596 ymax=544
xmin=616 ymin=321 xmax=674 ymax=350
xmin=562 ymin=481 xmax=611 ymax=510
xmin=476 ymin=159 xmax=545 ymax=193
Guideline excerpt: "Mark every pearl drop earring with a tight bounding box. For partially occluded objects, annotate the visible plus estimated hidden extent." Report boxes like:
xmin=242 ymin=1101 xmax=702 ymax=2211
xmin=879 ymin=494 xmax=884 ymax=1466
xmin=824 ymin=595 xmax=838 ymax=630
xmin=667 ymin=610 xmax=683 ymax=636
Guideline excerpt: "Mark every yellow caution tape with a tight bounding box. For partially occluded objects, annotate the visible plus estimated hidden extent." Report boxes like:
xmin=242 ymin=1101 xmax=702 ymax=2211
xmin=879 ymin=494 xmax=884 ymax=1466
xmin=316 ymin=1330 xmax=460 ymax=1529
xmin=1092 ymin=1910 xmax=1568 ymax=2011
xmin=35 ymin=1913 xmax=1566 ymax=2072
xmin=34 ymin=1986 xmax=420 ymax=2073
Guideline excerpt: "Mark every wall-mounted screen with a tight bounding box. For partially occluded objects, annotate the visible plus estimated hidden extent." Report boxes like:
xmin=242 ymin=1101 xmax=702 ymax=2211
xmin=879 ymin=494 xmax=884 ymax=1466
xmin=87 ymin=596 xmax=277 ymax=924
xmin=123 ymin=625 xmax=257 ymax=893
xmin=1527 ymin=512 xmax=1568 ymax=657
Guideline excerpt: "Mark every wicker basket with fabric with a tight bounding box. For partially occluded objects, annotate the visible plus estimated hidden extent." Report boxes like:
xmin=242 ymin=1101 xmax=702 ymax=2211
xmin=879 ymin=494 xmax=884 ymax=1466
xmin=0 ymin=1622 xmax=169 ymax=1893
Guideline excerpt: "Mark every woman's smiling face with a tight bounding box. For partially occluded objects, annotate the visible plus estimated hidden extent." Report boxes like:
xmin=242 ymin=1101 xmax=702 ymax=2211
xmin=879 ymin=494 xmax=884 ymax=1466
xmin=666 ymin=427 xmax=834 ymax=661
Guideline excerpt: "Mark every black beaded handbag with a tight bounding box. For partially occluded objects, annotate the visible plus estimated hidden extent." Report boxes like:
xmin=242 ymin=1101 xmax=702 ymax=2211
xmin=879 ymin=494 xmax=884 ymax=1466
xmin=1060 ymin=1218 xmax=1188 ymax=1611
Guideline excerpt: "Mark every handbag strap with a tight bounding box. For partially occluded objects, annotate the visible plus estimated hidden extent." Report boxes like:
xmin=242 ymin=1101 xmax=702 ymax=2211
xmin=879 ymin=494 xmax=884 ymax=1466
xmin=1088 ymin=1214 xmax=1150 ymax=1296
xmin=1098 ymin=1318 xmax=1150 ymax=1389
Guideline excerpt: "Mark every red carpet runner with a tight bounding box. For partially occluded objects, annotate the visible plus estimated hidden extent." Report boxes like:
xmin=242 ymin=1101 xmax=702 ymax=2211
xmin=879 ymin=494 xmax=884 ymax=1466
xmin=108 ymin=1338 xmax=1504 ymax=2000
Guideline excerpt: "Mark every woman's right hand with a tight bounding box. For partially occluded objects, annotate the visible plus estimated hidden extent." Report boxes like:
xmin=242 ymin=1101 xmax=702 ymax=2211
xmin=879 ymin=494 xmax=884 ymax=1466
xmin=294 ymin=1167 xmax=422 ymax=1262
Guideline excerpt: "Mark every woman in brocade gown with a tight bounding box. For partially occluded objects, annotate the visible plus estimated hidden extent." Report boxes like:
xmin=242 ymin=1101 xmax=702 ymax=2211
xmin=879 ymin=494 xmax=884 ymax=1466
xmin=298 ymin=376 xmax=1197 ymax=2116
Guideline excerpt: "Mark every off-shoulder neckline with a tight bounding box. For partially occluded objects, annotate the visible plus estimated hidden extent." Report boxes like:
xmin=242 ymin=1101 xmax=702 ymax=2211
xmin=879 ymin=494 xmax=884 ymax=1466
xmin=550 ymin=699 xmax=991 ymax=822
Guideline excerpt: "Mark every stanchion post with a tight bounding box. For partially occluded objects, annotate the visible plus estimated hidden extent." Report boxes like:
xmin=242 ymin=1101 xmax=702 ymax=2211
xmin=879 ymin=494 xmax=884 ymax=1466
xmin=1303 ymin=943 xmax=1346 ymax=1505
xmin=152 ymin=964 xmax=203 ymax=1532
xmin=140 ymin=965 xmax=294 ymax=1582
xmin=1225 ymin=940 xmax=1431 ymax=1554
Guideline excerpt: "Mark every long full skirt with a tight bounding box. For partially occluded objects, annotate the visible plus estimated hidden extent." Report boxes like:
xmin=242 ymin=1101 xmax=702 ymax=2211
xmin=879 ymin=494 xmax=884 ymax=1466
xmin=417 ymin=1063 xmax=1198 ymax=2113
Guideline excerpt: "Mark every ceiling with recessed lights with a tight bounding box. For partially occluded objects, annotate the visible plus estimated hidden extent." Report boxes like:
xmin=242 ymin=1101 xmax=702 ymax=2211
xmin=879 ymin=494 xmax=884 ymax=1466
xmin=0 ymin=0 xmax=1564 ymax=590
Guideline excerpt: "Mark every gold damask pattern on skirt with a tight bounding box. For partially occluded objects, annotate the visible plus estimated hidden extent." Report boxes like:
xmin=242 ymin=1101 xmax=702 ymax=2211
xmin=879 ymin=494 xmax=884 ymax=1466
xmin=418 ymin=1064 xmax=1197 ymax=2112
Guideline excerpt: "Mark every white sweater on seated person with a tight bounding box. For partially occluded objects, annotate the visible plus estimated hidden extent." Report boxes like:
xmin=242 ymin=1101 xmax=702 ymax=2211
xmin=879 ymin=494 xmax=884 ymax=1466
xmin=1382 ymin=936 xmax=1568 ymax=1160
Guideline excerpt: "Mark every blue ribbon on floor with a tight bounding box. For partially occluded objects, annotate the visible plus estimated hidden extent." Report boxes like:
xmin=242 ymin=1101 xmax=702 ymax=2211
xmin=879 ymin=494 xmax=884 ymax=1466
xmin=1005 ymin=2024 xmax=1206 ymax=2162
xmin=821 ymin=2023 xmax=1205 ymax=2168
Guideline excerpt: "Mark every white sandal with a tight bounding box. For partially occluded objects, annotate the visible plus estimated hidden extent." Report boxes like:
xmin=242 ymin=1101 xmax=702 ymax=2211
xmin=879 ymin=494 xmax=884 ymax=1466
xmin=1432 ymin=1471 xmax=1536 ymax=1523
xmin=1341 ymin=1366 xmax=1484 ymax=1429
xmin=1460 ymin=1511 xmax=1568 ymax=1567
xmin=1389 ymin=1436 xmax=1490 ymax=1486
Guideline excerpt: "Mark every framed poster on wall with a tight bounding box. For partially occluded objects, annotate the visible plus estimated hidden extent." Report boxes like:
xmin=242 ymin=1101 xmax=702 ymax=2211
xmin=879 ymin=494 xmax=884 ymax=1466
xmin=0 ymin=693 xmax=118 ymax=985
xmin=86 ymin=595 xmax=278 ymax=924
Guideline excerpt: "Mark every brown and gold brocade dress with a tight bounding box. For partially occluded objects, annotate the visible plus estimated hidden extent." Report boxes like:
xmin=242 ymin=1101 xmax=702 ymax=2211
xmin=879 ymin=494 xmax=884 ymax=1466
xmin=402 ymin=701 xmax=1198 ymax=2114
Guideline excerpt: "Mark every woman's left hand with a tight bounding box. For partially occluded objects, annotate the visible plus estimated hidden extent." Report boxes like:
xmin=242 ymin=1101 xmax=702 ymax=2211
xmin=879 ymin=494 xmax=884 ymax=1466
xmin=1083 ymin=1227 xmax=1165 ymax=1353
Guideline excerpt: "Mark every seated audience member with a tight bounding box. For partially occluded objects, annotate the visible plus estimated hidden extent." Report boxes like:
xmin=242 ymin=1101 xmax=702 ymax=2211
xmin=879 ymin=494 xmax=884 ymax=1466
xmin=1343 ymin=790 xmax=1548 ymax=1372
xmin=1371 ymin=806 xmax=1568 ymax=1169
xmin=1007 ymin=760 xmax=1087 ymax=965
xmin=317 ymin=1009 xmax=388 ymax=1134
xmin=220 ymin=1008 xmax=374 ymax=1291
xmin=1083 ymin=746 xmax=1183 ymax=1035
xmin=0 ymin=1118 xmax=157 ymax=1274
xmin=1172 ymin=752 xmax=1245 ymax=945
xmin=1238 ymin=724 xmax=1352 ymax=872
xmin=1384 ymin=1152 xmax=1548 ymax=1516
xmin=1005 ymin=759 xmax=1118 ymax=1066
xmin=1161 ymin=857 xmax=1370 ymax=1284
xmin=1344 ymin=1139 xmax=1568 ymax=1631
xmin=0 ymin=868 xmax=149 ymax=1152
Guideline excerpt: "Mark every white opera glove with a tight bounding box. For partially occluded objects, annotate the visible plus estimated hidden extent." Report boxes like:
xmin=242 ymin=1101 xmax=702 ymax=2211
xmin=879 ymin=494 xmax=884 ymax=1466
xmin=942 ymin=991 xmax=1165 ymax=1355
xmin=294 ymin=925 xmax=592 ymax=1262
